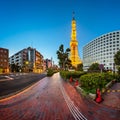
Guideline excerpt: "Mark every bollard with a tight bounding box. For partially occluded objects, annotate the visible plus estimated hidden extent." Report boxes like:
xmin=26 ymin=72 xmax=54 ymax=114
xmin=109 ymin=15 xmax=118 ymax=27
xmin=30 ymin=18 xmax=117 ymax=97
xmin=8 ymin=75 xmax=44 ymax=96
xmin=69 ymin=77 xmax=73 ymax=83
xmin=95 ymin=88 xmax=104 ymax=103
xmin=74 ymin=80 xmax=79 ymax=87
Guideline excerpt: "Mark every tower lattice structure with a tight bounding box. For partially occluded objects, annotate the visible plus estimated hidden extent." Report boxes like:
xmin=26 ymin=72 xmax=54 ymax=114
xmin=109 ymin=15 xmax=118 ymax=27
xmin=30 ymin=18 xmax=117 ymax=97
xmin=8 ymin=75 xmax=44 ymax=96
xmin=69 ymin=13 xmax=82 ymax=67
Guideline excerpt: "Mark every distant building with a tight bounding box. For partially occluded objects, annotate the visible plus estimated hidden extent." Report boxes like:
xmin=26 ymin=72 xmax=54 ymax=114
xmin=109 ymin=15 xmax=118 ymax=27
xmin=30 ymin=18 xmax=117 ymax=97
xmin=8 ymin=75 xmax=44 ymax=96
xmin=83 ymin=30 xmax=120 ymax=71
xmin=0 ymin=48 xmax=9 ymax=73
xmin=34 ymin=50 xmax=44 ymax=73
xmin=9 ymin=47 xmax=44 ymax=73
xmin=43 ymin=59 xmax=52 ymax=70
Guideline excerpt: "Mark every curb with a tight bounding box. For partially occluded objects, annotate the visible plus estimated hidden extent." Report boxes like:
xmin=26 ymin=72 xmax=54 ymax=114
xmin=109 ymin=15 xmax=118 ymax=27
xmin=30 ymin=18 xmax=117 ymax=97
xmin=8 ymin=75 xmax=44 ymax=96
xmin=75 ymin=85 xmax=120 ymax=111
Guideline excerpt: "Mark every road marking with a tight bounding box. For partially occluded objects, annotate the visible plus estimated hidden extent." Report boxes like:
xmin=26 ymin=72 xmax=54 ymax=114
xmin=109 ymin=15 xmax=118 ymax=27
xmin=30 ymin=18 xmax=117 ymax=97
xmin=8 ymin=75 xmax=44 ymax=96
xmin=60 ymin=82 xmax=87 ymax=120
xmin=106 ymin=90 xmax=120 ymax=93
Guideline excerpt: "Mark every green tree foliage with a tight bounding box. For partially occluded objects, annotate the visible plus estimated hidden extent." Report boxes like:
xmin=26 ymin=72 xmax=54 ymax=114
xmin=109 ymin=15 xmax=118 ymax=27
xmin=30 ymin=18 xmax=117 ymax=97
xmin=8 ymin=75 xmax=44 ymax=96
xmin=76 ymin=63 xmax=83 ymax=71
xmin=88 ymin=63 xmax=100 ymax=72
xmin=114 ymin=50 xmax=120 ymax=65
xmin=56 ymin=44 xmax=71 ymax=69
xmin=114 ymin=50 xmax=120 ymax=74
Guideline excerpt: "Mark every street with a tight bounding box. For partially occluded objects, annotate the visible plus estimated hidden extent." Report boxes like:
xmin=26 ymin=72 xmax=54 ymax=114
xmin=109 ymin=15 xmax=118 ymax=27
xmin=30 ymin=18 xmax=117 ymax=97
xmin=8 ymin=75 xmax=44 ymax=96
xmin=0 ymin=73 xmax=46 ymax=98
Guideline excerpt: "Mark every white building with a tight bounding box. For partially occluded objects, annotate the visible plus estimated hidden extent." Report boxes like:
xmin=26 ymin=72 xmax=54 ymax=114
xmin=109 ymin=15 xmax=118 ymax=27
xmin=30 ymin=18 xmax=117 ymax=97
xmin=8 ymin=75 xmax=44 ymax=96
xmin=83 ymin=30 xmax=120 ymax=71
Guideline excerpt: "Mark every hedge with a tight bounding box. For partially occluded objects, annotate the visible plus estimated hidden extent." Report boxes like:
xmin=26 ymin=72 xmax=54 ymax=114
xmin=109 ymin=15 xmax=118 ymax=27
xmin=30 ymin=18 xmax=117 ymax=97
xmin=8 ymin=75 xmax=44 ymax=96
xmin=79 ymin=73 xmax=115 ymax=93
xmin=47 ymin=68 xmax=58 ymax=76
xmin=60 ymin=70 xmax=86 ymax=80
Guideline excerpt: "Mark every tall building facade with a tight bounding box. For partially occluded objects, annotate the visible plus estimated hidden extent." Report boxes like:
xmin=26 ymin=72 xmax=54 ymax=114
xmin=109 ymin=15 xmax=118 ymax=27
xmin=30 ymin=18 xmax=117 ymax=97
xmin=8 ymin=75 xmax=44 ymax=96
xmin=0 ymin=48 xmax=9 ymax=73
xmin=34 ymin=50 xmax=44 ymax=73
xmin=69 ymin=13 xmax=82 ymax=67
xmin=9 ymin=47 xmax=44 ymax=73
xmin=83 ymin=30 xmax=120 ymax=71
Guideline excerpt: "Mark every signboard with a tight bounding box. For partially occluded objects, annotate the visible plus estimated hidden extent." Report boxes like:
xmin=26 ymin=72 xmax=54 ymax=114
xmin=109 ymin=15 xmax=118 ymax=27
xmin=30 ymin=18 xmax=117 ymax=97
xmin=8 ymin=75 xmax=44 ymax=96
xmin=99 ymin=64 xmax=104 ymax=70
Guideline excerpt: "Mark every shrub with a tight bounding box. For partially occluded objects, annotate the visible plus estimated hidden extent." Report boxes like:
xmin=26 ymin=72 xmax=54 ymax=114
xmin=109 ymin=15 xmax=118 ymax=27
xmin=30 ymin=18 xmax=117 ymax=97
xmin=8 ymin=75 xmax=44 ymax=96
xmin=103 ymin=73 xmax=115 ymax=83
xmin=79 ymin=73 xmax=115 ymax=94
xmin=114 ymin=74 xmax=120 ymax=82
xmin=60 ymin=70 xmax=86 ymax=80
xmin=47 ymin=68 xmax=58 ymax=76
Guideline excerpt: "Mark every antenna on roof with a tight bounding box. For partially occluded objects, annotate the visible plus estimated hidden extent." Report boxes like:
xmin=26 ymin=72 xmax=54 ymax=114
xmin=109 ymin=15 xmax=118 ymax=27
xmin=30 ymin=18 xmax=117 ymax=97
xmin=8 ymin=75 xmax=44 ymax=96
xmin=72 ymin=11 xmax=75 ymax=20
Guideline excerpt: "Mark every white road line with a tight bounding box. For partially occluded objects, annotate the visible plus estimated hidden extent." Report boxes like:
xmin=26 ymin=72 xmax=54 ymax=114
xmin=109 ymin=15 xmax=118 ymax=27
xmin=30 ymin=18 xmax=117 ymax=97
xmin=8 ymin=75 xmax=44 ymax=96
xmin=60 ymin=82 xmax=87 ymax=120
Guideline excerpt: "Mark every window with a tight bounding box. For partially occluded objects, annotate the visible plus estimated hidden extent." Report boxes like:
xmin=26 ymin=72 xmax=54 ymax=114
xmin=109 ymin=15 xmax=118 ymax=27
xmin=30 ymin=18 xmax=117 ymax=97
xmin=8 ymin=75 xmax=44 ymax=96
xmin=0 ymin=50 xmax=3 ymax=52
xmin=4 ymin=50 xmax=7 ymax=53
xmin=110 ymin=36 xmax=112 ymax=38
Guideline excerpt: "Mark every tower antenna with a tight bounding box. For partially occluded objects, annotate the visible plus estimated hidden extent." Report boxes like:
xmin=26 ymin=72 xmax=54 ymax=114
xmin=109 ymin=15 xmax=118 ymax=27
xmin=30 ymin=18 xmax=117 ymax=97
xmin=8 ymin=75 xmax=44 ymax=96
xmin=72 ymin=11 xmax=75 ymax=19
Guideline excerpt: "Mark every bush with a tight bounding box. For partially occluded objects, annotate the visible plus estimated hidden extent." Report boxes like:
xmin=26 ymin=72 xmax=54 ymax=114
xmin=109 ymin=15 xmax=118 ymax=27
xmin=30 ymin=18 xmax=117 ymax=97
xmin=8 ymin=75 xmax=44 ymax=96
xmin=103 ymin=73 xmax=115 ymax=83
xmin=60 ymin=70 xmax=86 ymax=80
xmin=47 ymin=68 xmax=58 ymax=76
xmin=114 ymin=74 xmax=120 ymax=82
xmin=79 ymin=73 xmax=115 ymax=94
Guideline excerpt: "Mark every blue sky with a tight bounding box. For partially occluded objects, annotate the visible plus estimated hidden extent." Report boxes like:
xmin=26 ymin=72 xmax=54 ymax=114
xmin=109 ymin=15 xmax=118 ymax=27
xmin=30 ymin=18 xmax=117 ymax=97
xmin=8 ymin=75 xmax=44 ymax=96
xmin=0 ymin=0 xmax=120 ymax=65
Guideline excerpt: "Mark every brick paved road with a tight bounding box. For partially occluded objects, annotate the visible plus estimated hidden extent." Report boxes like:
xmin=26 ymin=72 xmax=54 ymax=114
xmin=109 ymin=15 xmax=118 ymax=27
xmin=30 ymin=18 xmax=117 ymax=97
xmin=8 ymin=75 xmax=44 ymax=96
xmin=0 ymin=73 xmax=119 ymax=120
xmin=0 ymin=73 xmax=75 ymax=120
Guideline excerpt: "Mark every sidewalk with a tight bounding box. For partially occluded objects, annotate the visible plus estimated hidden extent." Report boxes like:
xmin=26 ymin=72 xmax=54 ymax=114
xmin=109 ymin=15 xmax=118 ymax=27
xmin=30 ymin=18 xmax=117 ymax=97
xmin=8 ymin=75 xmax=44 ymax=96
xmin=101 ymin=83 xmax=120 ymax=109
xmin=62 ymin=79 xmax=120 ymax=120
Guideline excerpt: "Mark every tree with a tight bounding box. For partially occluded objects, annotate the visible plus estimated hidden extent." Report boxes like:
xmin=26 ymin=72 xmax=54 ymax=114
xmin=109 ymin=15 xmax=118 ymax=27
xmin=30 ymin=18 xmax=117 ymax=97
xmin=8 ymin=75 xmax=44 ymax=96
xmin=88 ymin=63 xmax=100 ymax=72
xmin=56 ymin=44 xmax=71 ymax=70
xmin=114 ymin=50 xmax=120 ymax=74
xmin=76 ymin=63 xmax=83 ymax=71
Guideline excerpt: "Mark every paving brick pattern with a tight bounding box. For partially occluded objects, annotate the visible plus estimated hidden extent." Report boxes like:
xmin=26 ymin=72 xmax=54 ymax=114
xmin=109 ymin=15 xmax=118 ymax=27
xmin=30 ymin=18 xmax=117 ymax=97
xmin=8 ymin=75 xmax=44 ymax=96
xmin=0 ymin=73 xmax=74 ymax=120
xmin=0 ymin=73 xmax=120 ymax=120
xmin=62 ymin=78 xmax=120 ymax=120
xmin=102 ymin=83 xmax=120 ymax=109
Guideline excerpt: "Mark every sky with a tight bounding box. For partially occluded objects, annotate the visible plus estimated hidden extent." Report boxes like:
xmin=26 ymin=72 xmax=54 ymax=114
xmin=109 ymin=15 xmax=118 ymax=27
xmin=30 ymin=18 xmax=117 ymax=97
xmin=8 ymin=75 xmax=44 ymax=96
xmin=0 ymin=0 xmax=120 ymax=65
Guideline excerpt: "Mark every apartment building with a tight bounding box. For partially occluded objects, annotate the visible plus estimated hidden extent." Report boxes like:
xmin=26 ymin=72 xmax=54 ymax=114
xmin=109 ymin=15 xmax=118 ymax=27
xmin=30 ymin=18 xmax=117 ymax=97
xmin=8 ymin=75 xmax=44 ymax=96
xmin=0 ymin=48 xmax=9 ymax=73
xmin=9 ymin=47 xmax=44 ymax=73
